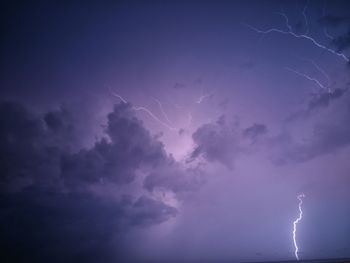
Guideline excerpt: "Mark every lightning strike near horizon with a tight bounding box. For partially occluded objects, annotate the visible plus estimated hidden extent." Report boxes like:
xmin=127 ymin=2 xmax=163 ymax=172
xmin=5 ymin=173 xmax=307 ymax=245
xmin=108 ymin=87 xmax=177 ymax=131
xmin=293 ymin=193 xmax=305 ymax=261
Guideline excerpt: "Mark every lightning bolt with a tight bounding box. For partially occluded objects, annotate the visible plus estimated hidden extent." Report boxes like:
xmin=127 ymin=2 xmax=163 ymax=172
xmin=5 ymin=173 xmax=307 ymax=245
xmin=108 ymin=86 xmax=128 ymax=103
xmin=307 ymin=59 xmax=331 ymax=87
xmin=322 ymin=1 xmax=334 ymax=40
xmin=293 ymin=193 xmax=305 ymax=261
xmin=299 ymin=57 xmax=332 ymax=88
xmin=196 ymin=94 xmax=211 ymax=104
xmin=242 ymin=11 xmax=350 ymax=62
xmin=152 ymin=97 xmax=174 ymax=126
xmin=286 ymin=67 xmax=329 ymax=92
xmin=108 ymin=87 xmax=177 ymax=131
xmin=302 ymin=0 xmax=310 ymax=35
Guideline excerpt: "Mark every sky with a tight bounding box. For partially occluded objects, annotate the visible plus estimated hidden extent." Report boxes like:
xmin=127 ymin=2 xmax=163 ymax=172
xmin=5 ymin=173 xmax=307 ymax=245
xmin=1 ymin=0 xmax=350 ymax=262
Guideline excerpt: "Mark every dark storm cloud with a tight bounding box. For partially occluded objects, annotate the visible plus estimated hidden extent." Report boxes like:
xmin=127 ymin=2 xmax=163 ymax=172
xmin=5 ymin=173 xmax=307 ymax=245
xmin=272 ymin=91 xmax=350 ymax=164
xmin=189 ymin=116 xmax=269 ymax=168
xmin=308 ymin=88 xmax=348 ymax=111
xmin=62 ymin=102 xmax=167 ymax=186
xmin=189 ymin=116 xmax=242 ymax=169
xmin=144 ymin=163 xmax=204 ymax=196
xmin=130 ymin=195 xmax=177 ymax=226
xmin=0 ymin=101 xmax=171 ymax=188
xmin=318 ymin=15 xmax=350 ymax=52
xmin=332 ymin=30 xmax=350 ymax=52
xmin=0 ymin=99 xmax=202 ymax=193
xmin=0 ymin=100 xmax=191 ymax=262
xmin=0 ymin=101 xmax=61 ymax=191
xmin=285 ymin=88 xmax=348 ymax=122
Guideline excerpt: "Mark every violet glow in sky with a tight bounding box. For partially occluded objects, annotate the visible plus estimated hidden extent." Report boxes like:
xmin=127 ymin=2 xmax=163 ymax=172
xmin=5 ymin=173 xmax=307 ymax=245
xmin=1 ymin=0 xmax=350 ymax=262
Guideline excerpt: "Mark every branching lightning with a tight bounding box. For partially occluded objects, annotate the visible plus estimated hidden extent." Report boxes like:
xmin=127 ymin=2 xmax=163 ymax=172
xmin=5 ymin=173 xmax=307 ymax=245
xmin=152 ymin=97 xmax=174 ymax=126
xmin=293 ymin=193 xmax=305 ymax=261
xmin=108 ymin=87 xmax=177 ymax=131
xmin=299 ymin=57 xmax=332 ymax=89
xmin=108 ymin=86 xmax=128 ymax=103
xmin=133 ymin=106 xmax=177 ymax=131
xmin=322 ymin=1 xmax=334 ymax=40
xmin=307 ymin=59 xmax=331 ymax=87
xmin=196 ymin=94 xmax=211 ymax=104
xmin=276 ymin=12 xmax=292 ymax=32
xmin=244 ymin=3 xmax=343 ymax=94
xmin=242 ymin=10 xmax=350 ymax=62
xmin=302 ymin=0 xmax=310 ymax=35
xmin=286 ymin=67 xmax=329 ymax=91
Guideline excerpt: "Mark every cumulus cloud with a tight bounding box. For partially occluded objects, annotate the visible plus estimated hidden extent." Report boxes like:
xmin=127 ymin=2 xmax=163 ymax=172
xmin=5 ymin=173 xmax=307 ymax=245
xmin=188 ymin=115 xmax=269 ymax=169
xmin=0 ymin=100 xmax=200 ymax=262
xmin=62 ymin=103 xmax=168 ymax=186
xmin=189 ymin=116 xmax=242 ymax=169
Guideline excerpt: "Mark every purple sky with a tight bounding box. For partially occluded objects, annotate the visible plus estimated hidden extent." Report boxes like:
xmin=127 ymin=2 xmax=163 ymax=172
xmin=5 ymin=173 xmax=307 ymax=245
xmin=1 ymin=1 xmax=350 ymax=262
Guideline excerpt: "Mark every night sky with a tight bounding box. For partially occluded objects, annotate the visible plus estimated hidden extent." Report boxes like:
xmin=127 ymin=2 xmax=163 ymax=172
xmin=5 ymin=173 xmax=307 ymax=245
xmin=1 ymin=0 xmax=350 ymax=262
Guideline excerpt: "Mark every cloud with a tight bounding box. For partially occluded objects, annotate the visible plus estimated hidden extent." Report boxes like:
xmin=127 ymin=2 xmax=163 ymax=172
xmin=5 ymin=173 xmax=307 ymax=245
xmin=62 ymin=103 xmax=168 ymax=186
xmin=318 ymin=15 xmax=350 ymax=53
xmin=332 ymin=30 xmax=350 ymax=52
xmin=189 ymin=116 xmax=242 ymax=169
xmin=144 ymin=162 xmax=204 ymax=196
xmin=242 ymin=123 xmax=267 ymax=142
xmin=271 ymin=91 xmax=350 ymax=164
xmin=307 ymin=88 xmax=348 ymax=111
xmin=272 ymin=123 xmax=350 ymax=164
xmin=0 ymin=100 xmax=200 ymax=262
xmin=0 ymin=101 xmax=60 ymax=191
xmin=285 ymin=88 xmax=348 ymax=122
xmin=130 ymin=195 xmax=178 ymax=226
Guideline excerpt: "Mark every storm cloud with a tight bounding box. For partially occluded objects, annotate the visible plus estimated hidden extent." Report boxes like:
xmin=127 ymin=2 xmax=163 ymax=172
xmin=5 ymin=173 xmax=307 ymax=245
xmin=0 ymin=100 xmax=195 ymax=262
xmin=189 ymin=116 xmax=242 ymax=169
xmin=2 ymin=1 xmax=350 ymax=262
